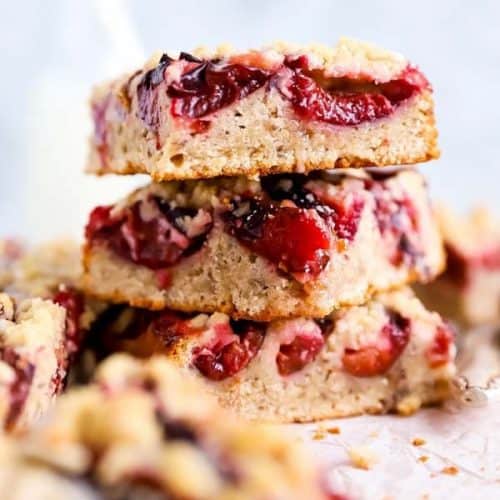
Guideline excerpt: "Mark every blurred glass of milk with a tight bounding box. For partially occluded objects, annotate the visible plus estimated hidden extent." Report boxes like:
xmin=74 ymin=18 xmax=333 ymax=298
xmin=26 ymin=0 xmax=146 ymax=243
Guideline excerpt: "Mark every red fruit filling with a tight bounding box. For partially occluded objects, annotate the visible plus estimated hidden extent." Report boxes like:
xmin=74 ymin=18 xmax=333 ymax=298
xmin=279 ymin=58 xmax=427 ymax=127
xmin=276 ymin=322 xmax=327 ymax=376
xmin=367 ymin=179 xmax=422 ymax=267
xmin=53 ymin=286 xmax=85 ymax=359
xmin=85 ymin=197 xmax=212 ymax=271
xmin=0 ymin=347 xmax=35 ymax=430
xmin=262 ymin=174 xmax=365 ymax=241
xmin=342 ymin=310 xmax=410 ymax=377
xmin=225 ymin=199 xmax=331 ymax=278
xmin=168 ymin=58 xmax=272 ymax=119
xmin=52 ymin=286 xmax=85 ymax=393
xmin=136 ymin=51 xmax=428 ymax=136
xmin=192 ymin=320 xmax=265 ymax=381
xmin=224 ymin=175 xmax=366 ymax=279
xmin=427 ymin=324 xmax=454 ymax=368
xmin=94 ymin=308 xmax=267 ymax=382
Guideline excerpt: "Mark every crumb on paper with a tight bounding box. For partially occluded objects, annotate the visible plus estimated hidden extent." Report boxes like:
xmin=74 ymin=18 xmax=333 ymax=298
xmin=396 ymin=394 xmax=422 ymax=416
xmin=348 ymin=445 xmax=378 ymax=470
xmin=441 ymin=466 xmax=459 ymax=475
xmin=327 ymin=426 xmax=340 ymax=435
xmin=412 ymin=437 xmax=426 ymax=446
xmin=313 ymin=428 xmax=326 ymax=440
xmin=418 ymin=455 xmax=429 ymax=463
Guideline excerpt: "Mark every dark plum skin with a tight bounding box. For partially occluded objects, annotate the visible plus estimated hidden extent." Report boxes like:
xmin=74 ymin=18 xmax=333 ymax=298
xmin=224 ymin=174 xmax=364 ymax=279
xmin=85 ymin=198 xmax=212 ymax=270
xmin=135 ymin=52 xmax=428 ymax=134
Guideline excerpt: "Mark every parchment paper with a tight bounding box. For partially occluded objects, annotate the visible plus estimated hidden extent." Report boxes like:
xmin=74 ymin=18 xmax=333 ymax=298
xmin=290 ymin=326 xmax=500 ymax=500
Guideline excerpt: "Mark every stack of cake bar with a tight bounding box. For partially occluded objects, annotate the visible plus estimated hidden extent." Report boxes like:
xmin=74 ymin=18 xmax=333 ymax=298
xmin=82 ymin=38 xmax=456 ymax=422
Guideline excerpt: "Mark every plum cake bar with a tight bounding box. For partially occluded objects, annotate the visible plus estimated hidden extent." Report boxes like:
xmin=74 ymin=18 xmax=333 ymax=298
xmin=87 ymin=38 xmax=438 ymax=181
xmin=0 ymin=355 xmax=337 ymax=500
xmin=87 ymin=288 xmax=456 ymax=422
xmin=83 ymin=168 xmax=444 ymax=320
xmin=415 ymin=206 xmax=500 ymax=326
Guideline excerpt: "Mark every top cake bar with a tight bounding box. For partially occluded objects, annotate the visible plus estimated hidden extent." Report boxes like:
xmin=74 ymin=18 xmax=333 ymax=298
xmin=87 ymin=38 xmax=439 ymax=181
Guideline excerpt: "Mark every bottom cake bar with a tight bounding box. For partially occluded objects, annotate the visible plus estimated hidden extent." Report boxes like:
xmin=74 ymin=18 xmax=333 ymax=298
xmin=0 ymin=293 xmax=70 ymax=432
xmin=0 ymin=355 xmax=337 ymax=500
xmin=88 ymin=288 xmax=456 ymax=422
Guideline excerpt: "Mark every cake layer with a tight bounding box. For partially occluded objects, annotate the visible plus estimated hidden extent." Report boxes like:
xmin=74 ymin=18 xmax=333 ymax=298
xmin=84 ymin=168 xmax=444 ymax=320
xmin=415 ymin=206 xmax=500 ymax=326
xmin=87 ymin=288 xmax=456 ymax=422
xmin=87 ymin=38 xmax=438 ymax=181
xmin=0 ymin=355 xmax=335 ymax=500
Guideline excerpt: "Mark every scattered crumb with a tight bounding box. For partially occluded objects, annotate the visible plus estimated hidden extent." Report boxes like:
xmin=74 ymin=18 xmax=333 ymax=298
xmin=441 ymin=466 xmax=459 ymax=475
xmin=396 ymin=394 xmax=422 ymax=416
xmin=348 ymin=445 xmax=378 ymax=470
xmin=312 ymin=429 xmax=326 ymax=440
xmin=418 ymin=455 xmax=429 ymax=463
xmin=327 ymin=426 xmax=340 ymax=435
xmin=412 ymin=437 xmax=426 ymax=446
xmin=369 ymin=430 xmax=379 ymax=438
xmin=336 ymin=239 xmax=348 ymax=252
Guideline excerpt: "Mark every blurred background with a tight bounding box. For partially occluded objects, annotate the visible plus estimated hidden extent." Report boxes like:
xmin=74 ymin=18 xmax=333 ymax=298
xmin=1 ymin=0 xmax=499 ymax=241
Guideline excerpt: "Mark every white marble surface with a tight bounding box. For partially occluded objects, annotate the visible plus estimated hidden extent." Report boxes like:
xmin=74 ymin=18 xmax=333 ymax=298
xmin=1 ymin=1 xmax=500 ymax=240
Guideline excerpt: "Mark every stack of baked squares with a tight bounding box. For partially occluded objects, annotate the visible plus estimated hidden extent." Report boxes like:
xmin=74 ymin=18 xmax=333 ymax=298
xmin=82 ymin=38 xmax=456 ymax=422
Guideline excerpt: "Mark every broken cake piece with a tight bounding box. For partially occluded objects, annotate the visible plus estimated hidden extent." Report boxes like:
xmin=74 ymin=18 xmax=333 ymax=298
xmin=0 ymin=293 xmax=72 ymax=432
xmin=415 ymin=205 xmax=500 ymax=326
xmin=0 ymin=355 xmax=337 ymax=499
xmin=0 ymin=240 xmax=103 ymax=431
